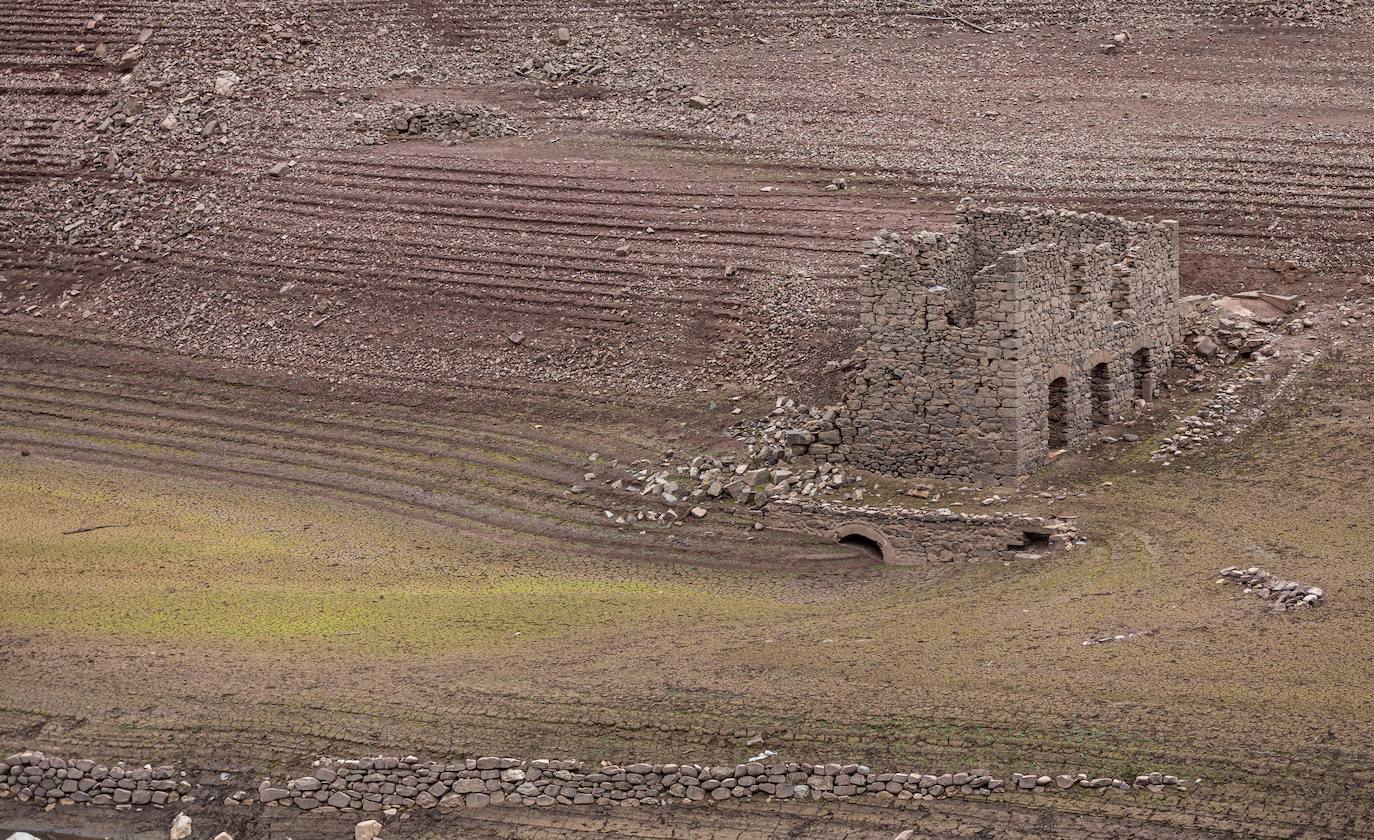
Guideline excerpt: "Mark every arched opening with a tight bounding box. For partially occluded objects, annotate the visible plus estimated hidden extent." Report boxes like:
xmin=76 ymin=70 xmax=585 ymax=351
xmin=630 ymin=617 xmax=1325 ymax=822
xmin=1010 ymin=529 xmax=1051 ymax=551
xmin=1047 ymin=376 xmax=1069 ymax=449
xmin=1132 ymin=348 xmax=1152 ymax=400
xmin=834 ymin=523 xmax=892 ymax=563
xmin=1090 ymin=363 xmax=1111 ymax=426
xmin=839 ymin=533 xmax=885 ymax=561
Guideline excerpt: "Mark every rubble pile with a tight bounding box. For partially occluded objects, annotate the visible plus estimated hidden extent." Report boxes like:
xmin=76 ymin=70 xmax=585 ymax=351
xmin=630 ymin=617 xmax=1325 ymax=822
xmin=1219 ymin=567 xmax=1324 ymax=612
xmin=581 ymin=397 xmax=870 ymax=525
xmin=358 ymin=102 xmax=525 ymax=146
xmin=734 ymin=397 xmax=844 ymax=465
xmin=1178 ymin=291 xmax=1304 ymax=371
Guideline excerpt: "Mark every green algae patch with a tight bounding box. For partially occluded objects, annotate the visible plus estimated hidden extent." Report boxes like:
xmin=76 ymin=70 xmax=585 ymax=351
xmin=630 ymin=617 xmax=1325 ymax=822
xmin=0 ymin=461 xmax=782 ymax=655
xmin=1 ymin=578 xmax=779 ymax=655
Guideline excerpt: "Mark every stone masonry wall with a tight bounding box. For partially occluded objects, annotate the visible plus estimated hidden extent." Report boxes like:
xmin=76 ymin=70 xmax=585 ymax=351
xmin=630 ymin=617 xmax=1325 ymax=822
xmin=765 ymin=500 xmax=1077 ymax=564
xmin=814 ymin=201 xmax=1180 ymax=482
xmin=0 ymin=750 xmax=1189 ymax=818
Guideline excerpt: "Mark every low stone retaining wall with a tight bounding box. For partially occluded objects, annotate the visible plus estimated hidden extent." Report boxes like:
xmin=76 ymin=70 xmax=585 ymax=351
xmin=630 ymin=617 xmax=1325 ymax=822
xmin=0 ymin=753 xmax=188 ymax=809
xmin=2 ymin=751 xmax=1187 ymax=817
xmin=766 ymin=500 xmax=1077 ymax=564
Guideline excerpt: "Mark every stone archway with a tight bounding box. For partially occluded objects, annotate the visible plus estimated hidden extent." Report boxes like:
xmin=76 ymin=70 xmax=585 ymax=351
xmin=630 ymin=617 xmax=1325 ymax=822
xmin=833 ymin=522 xmax=895 ymax=563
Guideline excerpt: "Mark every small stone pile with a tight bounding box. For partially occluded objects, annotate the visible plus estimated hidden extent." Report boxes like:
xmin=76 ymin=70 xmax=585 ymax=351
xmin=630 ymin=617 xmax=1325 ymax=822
xmin=514 ymin=49 xmax=618 ymax=84
xmin=1219 ymin=567 xmax=1324 ymax=612
xmin=358 ymin=102 xmax=524 ymax=146
xmin=0 ymin=751 xmax=189 ymax=809
xmin=1082 ymin=630 xmax=1151 ymax=646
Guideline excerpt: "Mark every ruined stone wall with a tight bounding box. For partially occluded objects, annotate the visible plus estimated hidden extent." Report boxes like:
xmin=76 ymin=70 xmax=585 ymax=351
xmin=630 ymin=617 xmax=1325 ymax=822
xmin=765 ymin=501 xmax=1076 ymax=564
xmin=834 ymin=230 xmax=1017 ymax=479
xmin=823 ymin=201 xmax=1180 ymax=481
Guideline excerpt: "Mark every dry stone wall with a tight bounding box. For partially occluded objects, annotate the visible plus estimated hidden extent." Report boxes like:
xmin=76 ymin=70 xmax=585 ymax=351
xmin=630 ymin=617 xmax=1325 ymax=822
xmin=809 ymin=201 xmax=1180 ymax=481
xmin=0 ymin=750 xmax=1188 ymax=818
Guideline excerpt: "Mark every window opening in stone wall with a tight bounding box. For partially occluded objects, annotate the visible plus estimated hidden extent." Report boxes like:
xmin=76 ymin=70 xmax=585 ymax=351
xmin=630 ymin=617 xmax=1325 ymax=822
xmin=1111 ymin=266 xmax=1131 ymax=318
xmin=1132 ymin=348 xmax=1152 ymax=399
xmin=1047 ymin=376 xmax=1069 ymax=448
xmin=1068 ymin=253 xmax=1089 ymax=311
xmin=1090 ymin=363 xmax=1111 ymax=426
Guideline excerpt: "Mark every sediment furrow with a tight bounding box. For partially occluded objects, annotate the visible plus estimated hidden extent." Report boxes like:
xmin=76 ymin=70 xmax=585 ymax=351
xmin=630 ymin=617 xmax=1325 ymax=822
xmin=174 ymin=228 xmax=854 ymax=321
xmin=0 ymin=329 xmax=843 ymax=565
xmin=0 ymin=385 xmax=637 ymax=525
xmin=252 ymin=184 xmax=867 ymax=259
xmin=0 ymin=317 xmax=708 ymax=409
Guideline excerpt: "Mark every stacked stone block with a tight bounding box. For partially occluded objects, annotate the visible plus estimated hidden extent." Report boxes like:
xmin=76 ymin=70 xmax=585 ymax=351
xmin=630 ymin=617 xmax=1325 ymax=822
xmin=818 ymin=200 xmax=1180 ymax=481
xmin=0 ymin=751 xmax=188 ymax=809
xmin=0 ymin=751 xmax=1188 ymax=816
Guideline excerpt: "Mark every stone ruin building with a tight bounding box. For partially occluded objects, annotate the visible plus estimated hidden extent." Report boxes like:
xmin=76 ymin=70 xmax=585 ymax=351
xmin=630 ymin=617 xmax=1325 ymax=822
xmin=804 ymin=200 xmax=1181 ymax=482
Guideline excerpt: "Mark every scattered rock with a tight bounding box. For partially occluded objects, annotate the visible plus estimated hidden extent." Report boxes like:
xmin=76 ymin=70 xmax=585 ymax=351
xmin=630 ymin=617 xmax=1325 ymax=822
xmin=169 ymin=813 xmax=192 ymax=840
xmin=1219 ymin=566 xmax=1324 ymax=612
xmin=355 ymin=819 xmax=384 ymax=840
xmin=213 ymin=72 xmax=239 ymax=97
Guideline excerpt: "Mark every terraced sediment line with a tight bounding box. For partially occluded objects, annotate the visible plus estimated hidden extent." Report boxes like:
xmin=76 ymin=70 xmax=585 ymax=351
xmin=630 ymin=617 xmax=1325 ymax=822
xmin=423 ymin=0 xmax=1368 ymax=36
xmin=156 ymin=147 xmax=877 ymax=329
xmin=0 ymin=318 xmax=849 ymax=568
